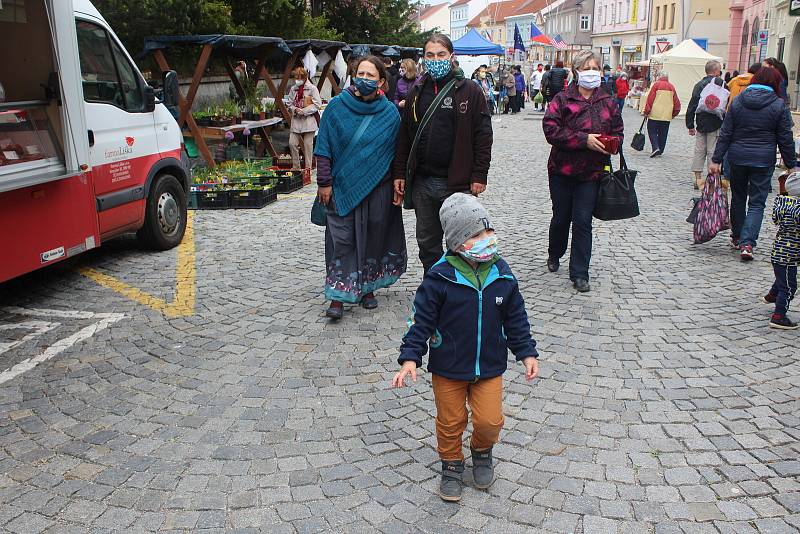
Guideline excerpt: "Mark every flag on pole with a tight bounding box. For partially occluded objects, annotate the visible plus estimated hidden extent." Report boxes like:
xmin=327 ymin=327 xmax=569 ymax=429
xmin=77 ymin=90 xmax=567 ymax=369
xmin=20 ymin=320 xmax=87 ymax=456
xmin=513 ymin=23 xmax=526 ymax=52
xmin=530 ymin=22 xmax=553 ymax=45
xmin=552 ymin=34 xmax=569 ymax=50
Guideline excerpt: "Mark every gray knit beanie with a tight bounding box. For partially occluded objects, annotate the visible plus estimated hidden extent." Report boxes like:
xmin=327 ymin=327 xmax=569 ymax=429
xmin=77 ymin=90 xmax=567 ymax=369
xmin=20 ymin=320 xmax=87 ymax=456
xmin=786 ymin=173 xmax=800 ymax=196
xmin=439 ymin=193 xmax=493 ymax=252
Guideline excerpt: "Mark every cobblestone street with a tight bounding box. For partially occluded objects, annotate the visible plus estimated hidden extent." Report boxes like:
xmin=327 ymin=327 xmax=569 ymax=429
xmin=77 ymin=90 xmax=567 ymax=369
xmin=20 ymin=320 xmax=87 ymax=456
xmin=1 ymin=105 xmax=799 ymax=534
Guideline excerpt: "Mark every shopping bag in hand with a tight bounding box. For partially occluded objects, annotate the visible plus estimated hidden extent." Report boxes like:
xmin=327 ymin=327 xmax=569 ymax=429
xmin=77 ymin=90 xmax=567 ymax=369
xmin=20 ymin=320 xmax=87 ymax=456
xmin=631 ymin=117 xmax=646 ymax=151
xmin=693 ymin=173 xmax=730 ymax=244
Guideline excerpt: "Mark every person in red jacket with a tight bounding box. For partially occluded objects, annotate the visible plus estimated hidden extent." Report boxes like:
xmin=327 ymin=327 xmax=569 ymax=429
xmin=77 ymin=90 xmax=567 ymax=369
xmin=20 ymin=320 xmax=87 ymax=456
xmin=614 ymin=73 xmax=630 ymax=111
xmin=643 ymin=73 xmax=681 ymax=157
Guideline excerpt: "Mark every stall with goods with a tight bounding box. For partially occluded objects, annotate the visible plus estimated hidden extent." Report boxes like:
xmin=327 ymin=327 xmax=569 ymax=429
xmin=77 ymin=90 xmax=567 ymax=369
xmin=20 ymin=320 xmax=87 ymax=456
xmin=188 ymin=159 xmax=302 ymax=210
xmin=141 ymin=34 xmax=293 ymax=167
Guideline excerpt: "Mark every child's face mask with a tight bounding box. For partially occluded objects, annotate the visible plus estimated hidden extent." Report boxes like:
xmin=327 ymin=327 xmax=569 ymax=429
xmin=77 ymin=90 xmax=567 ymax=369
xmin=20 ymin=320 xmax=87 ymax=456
xmin=459 ymin=234 xmax=497 ymax=263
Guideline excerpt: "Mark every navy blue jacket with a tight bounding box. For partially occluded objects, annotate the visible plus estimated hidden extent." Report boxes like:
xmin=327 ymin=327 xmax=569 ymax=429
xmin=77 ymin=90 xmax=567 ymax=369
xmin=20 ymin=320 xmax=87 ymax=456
xmin=712 ymin=86 xmax=797 ymax=169
xmin=398 ymin=256 xmax=539 ymax=381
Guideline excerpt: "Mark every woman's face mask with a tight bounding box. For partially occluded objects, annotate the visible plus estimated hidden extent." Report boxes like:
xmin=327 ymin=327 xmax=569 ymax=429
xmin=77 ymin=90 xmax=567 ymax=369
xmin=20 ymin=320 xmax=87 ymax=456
xmin=577 ymin=69 xmax=602 ymax=89
xmin=354 ymin=77 xmax=379 ymax=96
xmin=425 ymin=56 xmax=452 ymax=80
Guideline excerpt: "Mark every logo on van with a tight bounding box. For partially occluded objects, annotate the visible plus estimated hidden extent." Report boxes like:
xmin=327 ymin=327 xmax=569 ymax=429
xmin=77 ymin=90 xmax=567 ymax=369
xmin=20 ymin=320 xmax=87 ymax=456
xmin=104 ymin=137 xmax=135 ymax=160
xmin=125 ymin=137 xmax=135 ymax=147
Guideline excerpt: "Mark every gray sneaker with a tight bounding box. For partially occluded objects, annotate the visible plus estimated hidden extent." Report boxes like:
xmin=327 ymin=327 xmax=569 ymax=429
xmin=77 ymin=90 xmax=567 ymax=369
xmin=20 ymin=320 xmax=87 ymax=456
xmin=439 ymin=460 xmax=464 ymax=502
xmin=471 ymin=447 xmax=495 ymax=489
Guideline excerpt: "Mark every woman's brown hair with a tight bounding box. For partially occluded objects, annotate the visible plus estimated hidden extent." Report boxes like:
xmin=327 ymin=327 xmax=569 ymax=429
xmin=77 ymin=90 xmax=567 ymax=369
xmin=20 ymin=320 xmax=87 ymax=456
xmin=400 ymin=58 xmax=417 ymax=78
xmin=292 ymin=66 xmax=309 ymax=82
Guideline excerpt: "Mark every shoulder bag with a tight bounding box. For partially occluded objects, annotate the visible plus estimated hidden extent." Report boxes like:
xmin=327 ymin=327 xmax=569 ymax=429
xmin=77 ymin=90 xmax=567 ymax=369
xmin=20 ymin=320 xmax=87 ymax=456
xmin=594 ymin=149 xmax=640 ymax=221
xmin=402 ymin=78 xmax=458 ymax=209
xmin=311 ymin=113 xmax=375 ymax=226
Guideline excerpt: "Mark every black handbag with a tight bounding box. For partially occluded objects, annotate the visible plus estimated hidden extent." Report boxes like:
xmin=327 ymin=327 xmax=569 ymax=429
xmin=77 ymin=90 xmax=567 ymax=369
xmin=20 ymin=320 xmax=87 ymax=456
xmin=630 ymin=117 xmax=647 ymax=151
xmin=686 ymin=197 xmax=701 ymax=224
xmin=310 ymin=196 xmax=327 ymax=226
xmin=594 ymin=150 xmax=640 ymax=221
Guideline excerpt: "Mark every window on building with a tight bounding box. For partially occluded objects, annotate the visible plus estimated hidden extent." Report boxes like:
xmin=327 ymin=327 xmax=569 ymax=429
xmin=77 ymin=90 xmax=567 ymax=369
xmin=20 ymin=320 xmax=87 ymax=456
xmin=778 ymin=37 xmax=785 ymax=62
xmin=749 ymin=17 xmax=760 ymax=66
xmin=661 ymin=5 xmax=667 ymax=29
xmin=580 ymin=14 xmax=590 ymax=30
xmin=654 ymin=6 xmax=660 ymax=30
xmin=617 ymin=2 xmax=622 ymax=22
xmin=669 ymin=3 xmax=675 ymax=29
xmin=739 ymin=19 xmax=749 ymax=72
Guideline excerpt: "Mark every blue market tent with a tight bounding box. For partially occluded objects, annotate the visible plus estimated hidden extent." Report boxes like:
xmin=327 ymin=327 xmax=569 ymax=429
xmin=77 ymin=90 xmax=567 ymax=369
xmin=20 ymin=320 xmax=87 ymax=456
xmin=452 ymin=28 xmax=503 ymax=56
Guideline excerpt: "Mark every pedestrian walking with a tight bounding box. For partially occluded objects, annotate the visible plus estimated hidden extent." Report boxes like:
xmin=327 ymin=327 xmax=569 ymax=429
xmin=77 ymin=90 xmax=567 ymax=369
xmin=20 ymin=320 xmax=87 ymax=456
xmin=314 ymin=56 xmax=407 ymax=319
xmin=391 ymin=193 xmax=539 ymax=502
xmin=473 ymin=65 xmax=495 ymax=115
xmin=547 ymin=61 xmax=568 ymax=101
xmin=642 ymin=73 xmax=680 ymax=157
xmin=382 ymin=56 xmax=398 ymax=102
xmin=727 ymin=63 xmax=761 ymax=106
xmin=503 ymin=68 xmax=517 ymax=114
xmin=710 ymin=67 xmax=798 ymax=261
xmin=763 ymin=58 xmax=790 ymax=107
xmin=764 ymin=173 xmax=800 ymax=330
xmin=542 ymin=50 xmax=624 ymax=293
xmin=287 ymin=66 xmax=322 ymax=172
xmin=394 ymin=58 xmax=419 ymax=109
xmin=687 ymin=60 xmax=726 ymax=190
xmin=602 ymin=65 xmax=615 ymax=96
xmin=541 ymin=64 xmax=552 ymax=107
xmin=512 ymin=65 xmax=525 ymax=113
xmin=614 ymin=73 xmax=629 ymax=111
xmin=394 ymin=34 xmax=493 ymax=274
xmin=530 ymin=63 xmax=544 ymax=110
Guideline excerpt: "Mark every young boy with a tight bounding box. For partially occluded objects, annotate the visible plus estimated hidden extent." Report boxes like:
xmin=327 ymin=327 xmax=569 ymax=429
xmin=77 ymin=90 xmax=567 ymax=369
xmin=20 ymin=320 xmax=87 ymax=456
xmin=765 ymin=173 xmax=800 ymax=330
xmin=391 ymin=193 xmax=540 ymax=502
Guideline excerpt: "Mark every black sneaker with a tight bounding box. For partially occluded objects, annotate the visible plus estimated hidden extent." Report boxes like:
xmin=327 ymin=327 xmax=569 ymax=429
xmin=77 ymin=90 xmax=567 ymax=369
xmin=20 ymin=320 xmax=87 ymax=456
xmin=763 ymin=292 xmax=777 ymax=304
xmin=547 ymin=257 xmax=559 ymax=272
xmin=769 ymin=315 xmax=799 ymax=330
xmin=573 ymin=278 xmax=590 ymax=293
xmin=650 ymin=149 xmax=661 ymax=158
xmin=470 ymin=447 xmax=495 ymax=489
xmin=439 ymin=460 xmax=464 ymax=502
xmin=325 ymin=301 xmax=344 ymax=320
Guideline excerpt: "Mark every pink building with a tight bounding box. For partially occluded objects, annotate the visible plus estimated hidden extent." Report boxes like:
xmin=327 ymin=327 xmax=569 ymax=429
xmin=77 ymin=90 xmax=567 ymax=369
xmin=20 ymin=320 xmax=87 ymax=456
xmin=727 ymin=0 xmax=768 ymax=74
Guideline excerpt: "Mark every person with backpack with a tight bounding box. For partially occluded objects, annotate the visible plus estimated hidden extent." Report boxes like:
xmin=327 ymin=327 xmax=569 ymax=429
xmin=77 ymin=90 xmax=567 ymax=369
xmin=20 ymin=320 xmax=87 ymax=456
xmin=709 ymin=67 xmax=798 ymax=262
xmin=687 ymin=60 xmax=727 ymax=190
xmin=393 ymin=33 xmax=493 ymax=274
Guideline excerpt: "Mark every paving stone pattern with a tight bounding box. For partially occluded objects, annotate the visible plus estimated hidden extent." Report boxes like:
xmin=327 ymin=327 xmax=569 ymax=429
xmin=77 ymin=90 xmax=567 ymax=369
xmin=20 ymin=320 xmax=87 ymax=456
xmin=1 ymin=105 xmax=799 ymax=533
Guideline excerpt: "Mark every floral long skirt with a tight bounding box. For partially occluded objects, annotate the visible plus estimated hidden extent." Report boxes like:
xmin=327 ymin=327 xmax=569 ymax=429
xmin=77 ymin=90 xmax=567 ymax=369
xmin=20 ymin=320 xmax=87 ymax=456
xmin=325 ymin=178 xmax=407 ymax=303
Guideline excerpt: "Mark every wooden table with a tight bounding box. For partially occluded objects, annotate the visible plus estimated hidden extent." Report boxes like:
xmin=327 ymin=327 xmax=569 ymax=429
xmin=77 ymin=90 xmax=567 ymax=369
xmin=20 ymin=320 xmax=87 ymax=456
xmin=183 ymin=117 xmax=283 ymax=159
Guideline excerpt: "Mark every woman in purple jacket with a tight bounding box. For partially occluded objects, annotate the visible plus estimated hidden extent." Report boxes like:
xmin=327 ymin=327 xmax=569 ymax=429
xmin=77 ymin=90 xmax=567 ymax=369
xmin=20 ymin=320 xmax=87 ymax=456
xmin=542 ymin=50 xmax=624 ymax=293
xmin=394 ymin=59 xmax=419 ymax=109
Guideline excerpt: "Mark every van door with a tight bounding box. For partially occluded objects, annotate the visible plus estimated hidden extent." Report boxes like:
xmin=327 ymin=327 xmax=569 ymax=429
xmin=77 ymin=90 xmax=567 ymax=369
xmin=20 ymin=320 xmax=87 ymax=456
xmin=75 ymin=19 xmax=159 ymax=237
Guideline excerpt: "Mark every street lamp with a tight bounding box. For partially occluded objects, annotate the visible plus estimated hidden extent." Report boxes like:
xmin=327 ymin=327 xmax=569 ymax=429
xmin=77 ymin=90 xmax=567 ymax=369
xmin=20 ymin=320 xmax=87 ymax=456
xmin=684 ymin=10 xmax=704 ymax=41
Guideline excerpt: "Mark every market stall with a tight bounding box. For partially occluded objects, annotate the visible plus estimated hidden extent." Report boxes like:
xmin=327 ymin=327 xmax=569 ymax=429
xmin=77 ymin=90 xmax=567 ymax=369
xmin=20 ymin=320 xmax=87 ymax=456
xmin=649 ymin=39 xmax=723 ymax=115
xmin=451 ymin=28 xmax=504 ymax=79
xmin=349 ymin=44 xmax=422 ymax=60
xmin=284 ymin=39 xmax=349 ymax=97
xmin=141 ymin=34 xmax=291 ymax=166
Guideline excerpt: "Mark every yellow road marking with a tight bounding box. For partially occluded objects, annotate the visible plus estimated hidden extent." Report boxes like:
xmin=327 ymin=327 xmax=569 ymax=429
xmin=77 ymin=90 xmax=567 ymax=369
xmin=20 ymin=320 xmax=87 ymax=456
xmin=78 ymin=212 xmax=196 ymax=318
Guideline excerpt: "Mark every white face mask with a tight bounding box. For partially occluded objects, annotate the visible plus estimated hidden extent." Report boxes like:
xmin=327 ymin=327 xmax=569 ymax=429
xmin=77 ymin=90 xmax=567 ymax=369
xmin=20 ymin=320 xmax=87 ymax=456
xmin=578 ymin=70 xmax=602 ymax=89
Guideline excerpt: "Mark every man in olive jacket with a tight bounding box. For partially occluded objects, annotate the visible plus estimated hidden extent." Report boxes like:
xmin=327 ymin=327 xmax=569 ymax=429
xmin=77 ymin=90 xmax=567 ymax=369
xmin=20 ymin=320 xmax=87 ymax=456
xmin=394 ymin=34 xmax=493 ymax=273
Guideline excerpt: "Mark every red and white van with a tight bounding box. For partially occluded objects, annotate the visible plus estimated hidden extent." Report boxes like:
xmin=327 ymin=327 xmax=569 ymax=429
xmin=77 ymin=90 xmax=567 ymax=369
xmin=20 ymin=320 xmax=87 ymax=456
xmin=0 ymin=0 xmax=187 ymax=284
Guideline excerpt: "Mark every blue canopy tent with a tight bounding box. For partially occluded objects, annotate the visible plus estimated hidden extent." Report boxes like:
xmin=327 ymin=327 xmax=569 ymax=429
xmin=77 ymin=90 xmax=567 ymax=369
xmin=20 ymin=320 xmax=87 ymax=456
xmin=452 ymin=28 xmax=503 ymax=56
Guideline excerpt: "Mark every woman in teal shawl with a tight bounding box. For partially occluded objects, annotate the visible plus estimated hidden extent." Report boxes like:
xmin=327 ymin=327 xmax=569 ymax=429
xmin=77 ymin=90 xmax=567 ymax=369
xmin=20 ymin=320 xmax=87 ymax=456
xmin=315 ymin=56 xmax=407 ymax=320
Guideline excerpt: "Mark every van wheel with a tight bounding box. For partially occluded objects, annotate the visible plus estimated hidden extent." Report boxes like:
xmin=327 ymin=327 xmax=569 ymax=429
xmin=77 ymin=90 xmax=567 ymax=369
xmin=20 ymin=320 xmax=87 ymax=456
xmin=137 ymin=174 xmax=187 ymax=250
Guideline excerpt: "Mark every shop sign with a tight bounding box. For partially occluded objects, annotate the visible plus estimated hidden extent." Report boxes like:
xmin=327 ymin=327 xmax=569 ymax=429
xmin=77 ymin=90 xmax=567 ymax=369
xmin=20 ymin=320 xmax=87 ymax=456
xmin=758 ymin=30 xmax=768 ymax=45
xmin=601 ymin=47 xmax=611 ymax=53
xmin=612 ymin=39 xmax=622 ymax=46
xmin=629 ymin=0 xmax=638 ymax=23
xmin=622 ymin=45 xmax=642 ymax=53
xmin=791 ymin=0 xmax=800 ymax=16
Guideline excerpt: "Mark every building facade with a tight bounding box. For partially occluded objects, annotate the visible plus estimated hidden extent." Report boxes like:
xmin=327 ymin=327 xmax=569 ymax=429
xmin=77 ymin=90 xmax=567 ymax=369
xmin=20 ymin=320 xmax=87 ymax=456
xmin=467 ymin=0 xmax=527 ymax=47
xmin=591 ymin=0 xmax=649 ymax=67
xmin=450 ymin=0 xmax=485 ymax=39
xmin=764 ymin=0 xmax=800 ymax=107
xmin=417 ymin=3 xmax=452 ymax=36
xmin=539 ymin=0 xmax=594 ymax=64
xmin=727 ymin=0 xmax=768 ymax=73
xmin=682 ymin=0 xmax=729 ymax=62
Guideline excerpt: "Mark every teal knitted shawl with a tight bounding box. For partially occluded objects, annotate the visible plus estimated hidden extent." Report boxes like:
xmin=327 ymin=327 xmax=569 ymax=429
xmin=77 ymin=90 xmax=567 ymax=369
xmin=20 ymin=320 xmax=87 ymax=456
xmin=314 ymin=89 xmax=400 ymax=216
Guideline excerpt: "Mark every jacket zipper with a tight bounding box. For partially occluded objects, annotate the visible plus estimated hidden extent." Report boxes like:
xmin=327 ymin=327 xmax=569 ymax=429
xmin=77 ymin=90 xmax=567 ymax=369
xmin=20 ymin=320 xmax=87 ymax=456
xmin=475 ymin=267 xmax=483 ymax=378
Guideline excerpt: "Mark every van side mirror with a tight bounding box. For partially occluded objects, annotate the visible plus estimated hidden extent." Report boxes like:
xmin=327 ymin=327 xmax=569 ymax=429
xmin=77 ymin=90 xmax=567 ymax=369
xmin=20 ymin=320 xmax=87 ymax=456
xmin=162 ymin=70 xmax=180 ymax=110
xmin=144 ymin=85 xmax=155 ymax=112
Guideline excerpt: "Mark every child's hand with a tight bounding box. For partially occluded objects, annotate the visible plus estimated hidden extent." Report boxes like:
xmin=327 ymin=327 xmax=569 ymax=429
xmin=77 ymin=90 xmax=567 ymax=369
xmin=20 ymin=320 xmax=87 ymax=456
xmin=522 ymin=357 xmax=539 ymax=381
xmin=391 ymin=361 xmax=418 ymax=388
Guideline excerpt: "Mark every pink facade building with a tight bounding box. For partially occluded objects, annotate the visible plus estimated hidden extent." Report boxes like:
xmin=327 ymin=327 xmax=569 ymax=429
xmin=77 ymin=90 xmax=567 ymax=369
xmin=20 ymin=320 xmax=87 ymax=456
xmin=727 ymin=0 xmax=768 ymax=73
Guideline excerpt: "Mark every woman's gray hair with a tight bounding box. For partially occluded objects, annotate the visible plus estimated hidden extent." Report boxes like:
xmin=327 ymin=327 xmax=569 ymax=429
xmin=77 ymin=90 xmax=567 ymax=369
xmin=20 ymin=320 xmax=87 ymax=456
xmin=572 ymin=50 xmax=602 ymax=72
